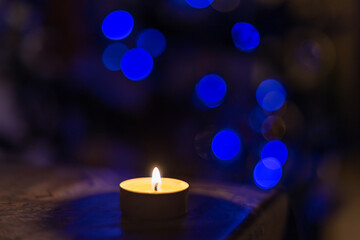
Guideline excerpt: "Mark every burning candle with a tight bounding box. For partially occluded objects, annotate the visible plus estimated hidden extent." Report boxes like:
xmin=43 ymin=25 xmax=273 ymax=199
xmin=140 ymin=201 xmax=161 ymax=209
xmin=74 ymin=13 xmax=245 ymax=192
xmin=120 ymin=167 xmax=189 ymax=220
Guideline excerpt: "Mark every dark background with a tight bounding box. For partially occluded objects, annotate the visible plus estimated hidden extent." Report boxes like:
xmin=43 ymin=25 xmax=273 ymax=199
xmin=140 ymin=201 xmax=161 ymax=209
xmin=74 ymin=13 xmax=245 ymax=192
xmin=0 ymin=0 xmax=358 ymax=239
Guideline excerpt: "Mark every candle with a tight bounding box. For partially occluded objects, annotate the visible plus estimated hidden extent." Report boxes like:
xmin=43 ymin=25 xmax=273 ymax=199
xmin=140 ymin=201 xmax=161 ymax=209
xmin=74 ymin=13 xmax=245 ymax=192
xmin=120 ymin=167 xmax=189 ymax=220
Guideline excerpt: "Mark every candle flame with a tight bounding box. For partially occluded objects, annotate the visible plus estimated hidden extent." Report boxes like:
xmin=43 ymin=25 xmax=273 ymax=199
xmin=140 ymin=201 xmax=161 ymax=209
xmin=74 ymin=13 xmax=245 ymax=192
xmin=152 ymin=167 xmax=161 ymax=191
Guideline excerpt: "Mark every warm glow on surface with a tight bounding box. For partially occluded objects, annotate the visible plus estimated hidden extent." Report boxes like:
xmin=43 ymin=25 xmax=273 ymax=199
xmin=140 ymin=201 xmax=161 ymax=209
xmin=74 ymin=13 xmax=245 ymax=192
xmin=152 ymin=167 xmax=161 ymax=191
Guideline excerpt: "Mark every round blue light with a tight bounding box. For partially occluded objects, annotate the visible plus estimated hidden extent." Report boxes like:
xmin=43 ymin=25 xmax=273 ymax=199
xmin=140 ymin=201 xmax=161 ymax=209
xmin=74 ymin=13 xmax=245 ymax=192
xmin=102 ymin=43 xmax=128 ymax=71
xmin=137 ymin=29 xmax=166 ymax=58
xmin=185 ymin=0 xmax=214 ymax=8
xmin=232 ymin=22 xmax=260 ymax=52
xmin=261 ymin=140 xmax=288 ymax=165
xmin=102 ymin=10 xmax=134 ymax=40
xmin=254 ymin=157 xmax=282 ymax=189
xmin=256 ymin=79 xmax=286 ymax=111
xmin=211 ymin=130 xmax=242 ymax=161
xmin=195 ymin=74 xmax=227 ymax=108
xmin=121 ymin=48 xmax=153 ymax=81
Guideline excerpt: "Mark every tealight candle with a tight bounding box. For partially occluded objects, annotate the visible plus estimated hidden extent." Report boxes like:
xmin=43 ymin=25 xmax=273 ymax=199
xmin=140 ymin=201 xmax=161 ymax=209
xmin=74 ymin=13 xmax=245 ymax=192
xmin=120 ymin=167 xmax=189 ymax=220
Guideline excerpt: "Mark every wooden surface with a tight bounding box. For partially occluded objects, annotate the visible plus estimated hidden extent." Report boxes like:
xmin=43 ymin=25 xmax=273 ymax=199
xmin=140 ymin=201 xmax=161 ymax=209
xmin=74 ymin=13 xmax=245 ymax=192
xmin=0 ymin=165 xmax=288 ymax=240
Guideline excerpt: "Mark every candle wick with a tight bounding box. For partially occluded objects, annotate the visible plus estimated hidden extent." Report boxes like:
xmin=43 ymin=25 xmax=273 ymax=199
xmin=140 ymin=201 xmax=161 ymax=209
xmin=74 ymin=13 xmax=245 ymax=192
xmin=154 ymin=183 xmax=158 ymax=191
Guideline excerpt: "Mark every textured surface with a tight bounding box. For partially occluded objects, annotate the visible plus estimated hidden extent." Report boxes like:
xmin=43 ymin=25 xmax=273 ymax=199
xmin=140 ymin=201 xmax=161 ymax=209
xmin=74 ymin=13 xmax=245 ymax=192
xmin=0 ymin=165 xmax=287 ymax=240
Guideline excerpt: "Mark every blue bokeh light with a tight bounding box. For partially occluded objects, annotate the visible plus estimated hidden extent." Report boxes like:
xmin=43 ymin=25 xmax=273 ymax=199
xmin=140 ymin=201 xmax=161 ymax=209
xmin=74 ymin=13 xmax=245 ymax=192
xmin=102 ymin=43 xmax=128 ymax=71
xmin=195 ymin=74 xmax=227 ymax=108
xmin=211 ymin=130 xmax=242 ymax=161
xmin=232 ymin=22 xmax=260 ymax=52
xmin=121 ymin=48 xmax=153 ymax=81
xmin=186 ymin=0 xmax=214 ymax=8
xmin=137 ymin=29 xmax=166 ymax=58
xmin=256 ymin=79 xmax=286 ymax=111
xmin=254 ymin=157 xmax=282 ymax=189
xmin=102 ymin=10 xmax=134 ymax=40
xmin=248 ymin=106 xmax=267 ymax=133
xmin=261 ymin=140 xmax=288 ymax=165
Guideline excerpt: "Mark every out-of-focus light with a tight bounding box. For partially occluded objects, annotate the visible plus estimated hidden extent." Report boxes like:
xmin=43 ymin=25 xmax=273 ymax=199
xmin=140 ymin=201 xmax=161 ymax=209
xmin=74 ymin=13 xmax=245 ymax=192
xmin=284 ymin=29 xmax=336 ymax=90
xmin=102 ymin=43 xmax=128 ymax=71
xmin=232 ymin=22 xmax=260 ymax=52
xmin=102 ymin=10 xmax=134 ymax=40
xmin=186 ymin=0 xmax=214 ymax=8
xmin=256 ymin=79 xmax=286 ymax=111
xmin=254 ymin=157 xmax=282 ymax=189
xmin=195 ymin=74 xmax=227 ymax=108
xmin=4 ymin=1 xmax=31 ymax=31
xmin=121 ymin=48 xmax=153 ymax=81
xmin=261 ymin=140 xmax=288 ymax=165
xmin=211 ymin=0 xmax=240 ymax=12
xmin=248 ymin=106 xmax=268 ymax=134
xmin=137 ymin=29 xmax=166 ymax=58
xmin=261 ymin=116 xmax=286 ymax=140
xmin=211 ymin=130 xmax=242 ymax=161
